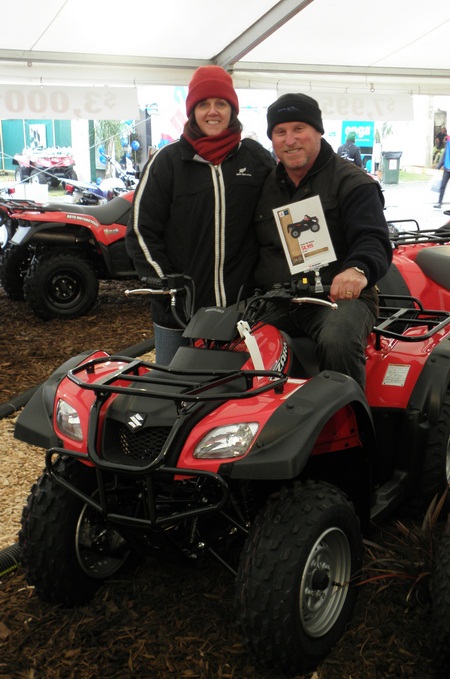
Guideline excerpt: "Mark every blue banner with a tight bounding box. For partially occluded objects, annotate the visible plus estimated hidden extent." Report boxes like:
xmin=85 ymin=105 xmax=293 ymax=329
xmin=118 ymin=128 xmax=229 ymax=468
xmin=341 ymin=121 xmax=374 ymax=146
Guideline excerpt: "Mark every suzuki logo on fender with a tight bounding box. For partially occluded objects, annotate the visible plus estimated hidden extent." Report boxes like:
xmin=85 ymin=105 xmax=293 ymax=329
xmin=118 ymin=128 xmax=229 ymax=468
xmin=127 ymin=412 xmax=146 ymax=429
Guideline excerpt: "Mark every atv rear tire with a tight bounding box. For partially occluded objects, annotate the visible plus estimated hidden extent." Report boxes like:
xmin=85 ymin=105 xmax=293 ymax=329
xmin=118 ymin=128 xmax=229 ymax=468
xmin=19 ymin=457 xmax=133 ymax=607
xmin=24 ymin=249 xmax=99 ymax=319
xmin=0 ymin=245 xmax=32 ymax=300
xmin=431 ymin=534 xmax=450 ymax=674
xmin=236 ymin=480 xmax=362 ymax=676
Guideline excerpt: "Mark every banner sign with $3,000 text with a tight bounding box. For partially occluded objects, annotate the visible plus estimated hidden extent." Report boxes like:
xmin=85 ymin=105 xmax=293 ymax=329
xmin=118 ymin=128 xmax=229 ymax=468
xmin=0 ymin=85 xmax=139 ymax=120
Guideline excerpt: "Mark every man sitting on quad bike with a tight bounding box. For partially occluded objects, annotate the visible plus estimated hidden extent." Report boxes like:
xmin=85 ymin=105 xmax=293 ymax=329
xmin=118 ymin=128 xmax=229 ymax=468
xmin=254 ymin=93 xmax=392 ymax=388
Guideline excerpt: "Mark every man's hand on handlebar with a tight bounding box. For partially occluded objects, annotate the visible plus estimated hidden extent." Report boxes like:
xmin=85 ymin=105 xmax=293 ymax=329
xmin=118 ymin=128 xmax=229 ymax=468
xmin=329 ymin=268 xmax=367 ymax=302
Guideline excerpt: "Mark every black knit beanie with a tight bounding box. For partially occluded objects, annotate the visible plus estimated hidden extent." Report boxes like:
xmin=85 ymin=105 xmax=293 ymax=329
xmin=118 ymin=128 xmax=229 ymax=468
xmin=267 ymin=93 xmax=324 ymax=138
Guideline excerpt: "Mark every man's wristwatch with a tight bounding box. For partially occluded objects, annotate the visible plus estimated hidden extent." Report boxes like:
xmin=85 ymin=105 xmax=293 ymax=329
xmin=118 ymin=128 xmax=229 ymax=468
xmin=353 ymin=266 xmax=366 ymax=276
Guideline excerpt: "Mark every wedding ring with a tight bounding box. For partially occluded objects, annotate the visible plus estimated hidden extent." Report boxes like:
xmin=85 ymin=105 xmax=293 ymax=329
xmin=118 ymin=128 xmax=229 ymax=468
xmin=345 ymin=291 xmax=353 ymax=296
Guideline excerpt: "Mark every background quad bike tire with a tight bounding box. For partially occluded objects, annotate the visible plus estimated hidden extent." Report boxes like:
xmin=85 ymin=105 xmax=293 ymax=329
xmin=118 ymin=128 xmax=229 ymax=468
xmin=235 ymin=480 xmax=363 ymax=676
xmin=14 ymin=168 xmax=27 ymax=183
xmin=19 ymin=456 xmax=134 ymax=607
xmin=30 ymin=169 xmax=47 ymax=184
xmin=404 ymin=388 xmax=450 ymax=517
xmin=23 ymin=249 xmax=99 ymax=319
xmin=0 ymin=245 xmax=32 ymax=301
xmin=431 ymin=533 xmax=450 ymax=673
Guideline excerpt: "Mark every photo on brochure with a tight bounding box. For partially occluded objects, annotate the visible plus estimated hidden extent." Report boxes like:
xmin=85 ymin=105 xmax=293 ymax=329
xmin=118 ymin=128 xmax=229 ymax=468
xmin=273 ymin=195 xmax=336 ymax=275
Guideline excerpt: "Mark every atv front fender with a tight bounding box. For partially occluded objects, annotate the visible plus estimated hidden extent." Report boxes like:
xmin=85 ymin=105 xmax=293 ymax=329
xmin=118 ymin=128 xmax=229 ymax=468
xmin=14 ymin=350 xmax=100 ymax=449
xmin=224 ymin=371 xmax=375 ymax=481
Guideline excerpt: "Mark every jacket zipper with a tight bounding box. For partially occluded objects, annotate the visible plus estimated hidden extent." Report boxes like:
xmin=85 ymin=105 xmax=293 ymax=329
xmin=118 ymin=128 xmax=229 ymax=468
xmin=211 ymin=164 xmax=226 ymax=306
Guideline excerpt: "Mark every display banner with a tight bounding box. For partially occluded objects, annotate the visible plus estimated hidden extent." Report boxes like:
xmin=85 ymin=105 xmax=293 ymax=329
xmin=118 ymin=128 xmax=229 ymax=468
xmin=0 ymin=85 xmax=139 ymax=120
xmin=278 ymin=90 xmax=414 ymax=121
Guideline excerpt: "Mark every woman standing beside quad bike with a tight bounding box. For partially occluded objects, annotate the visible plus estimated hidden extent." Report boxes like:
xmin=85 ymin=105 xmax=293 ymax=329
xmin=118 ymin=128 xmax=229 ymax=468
xmin=125 ymin=65 xmax=275 ymax=363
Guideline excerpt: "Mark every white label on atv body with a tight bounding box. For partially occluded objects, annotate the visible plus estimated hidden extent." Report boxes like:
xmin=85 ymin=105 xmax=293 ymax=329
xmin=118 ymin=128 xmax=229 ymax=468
xmin=382 ymin=364 xmax=411 ymax=387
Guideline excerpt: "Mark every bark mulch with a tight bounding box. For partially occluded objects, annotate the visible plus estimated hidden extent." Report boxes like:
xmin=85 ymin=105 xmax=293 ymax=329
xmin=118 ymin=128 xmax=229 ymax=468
xmin=0 ymin=283 xmax=441 ymax=679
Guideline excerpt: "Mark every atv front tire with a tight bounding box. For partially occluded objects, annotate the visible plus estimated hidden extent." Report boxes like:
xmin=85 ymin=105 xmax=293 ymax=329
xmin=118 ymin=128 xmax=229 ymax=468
xmin=19 ymin=457 xmax=133 ymax=607
xmin=24 ymin=249 xmax=99 ymax=319
xmin=0 ymin=245 xmax=32 ymax=300
xmin=30 ymin=169 xmax=46 ymax=184
xmin=236 ymin=480 xmax=362 ymax=676
xmin=14 ymin=168 xmax=26 ymax=183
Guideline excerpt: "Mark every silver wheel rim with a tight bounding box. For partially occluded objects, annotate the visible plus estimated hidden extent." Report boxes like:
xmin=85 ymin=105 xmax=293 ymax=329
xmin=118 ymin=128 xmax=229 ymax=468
xmin=75 ymin=501 xmax=130 ymax=579
xmin=299 ymin=527 xmax=351 ymax=638
xmin=445 ymin=433 xmax=450 ymax=486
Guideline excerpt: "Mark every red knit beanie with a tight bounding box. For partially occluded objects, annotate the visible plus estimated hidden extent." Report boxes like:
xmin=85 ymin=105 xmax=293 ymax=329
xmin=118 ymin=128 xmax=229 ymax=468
xmin=185 ymin=66 xmax=239 ymax=116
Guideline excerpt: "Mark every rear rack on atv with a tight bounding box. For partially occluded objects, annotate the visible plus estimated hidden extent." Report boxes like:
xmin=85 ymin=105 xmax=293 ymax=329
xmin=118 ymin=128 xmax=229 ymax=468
xmin=389 ymin=225 xmax=450 ymax=246
xmin=374 ymin=295 xmax=450 ymax=349
xmin=0 ymin=197 xmax=63 ymax=212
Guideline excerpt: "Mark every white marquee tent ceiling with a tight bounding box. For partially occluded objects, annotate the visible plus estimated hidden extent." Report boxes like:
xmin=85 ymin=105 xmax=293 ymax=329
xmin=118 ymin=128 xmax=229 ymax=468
xmin=1 ymin=0 xmax=450 ymax=96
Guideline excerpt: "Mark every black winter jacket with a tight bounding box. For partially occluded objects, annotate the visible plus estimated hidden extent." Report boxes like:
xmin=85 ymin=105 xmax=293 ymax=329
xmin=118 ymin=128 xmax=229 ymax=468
xmin=254 ymin=138 xmax=392 ymax=292
xmin=126 ymin=136 xmax=275 ymax=325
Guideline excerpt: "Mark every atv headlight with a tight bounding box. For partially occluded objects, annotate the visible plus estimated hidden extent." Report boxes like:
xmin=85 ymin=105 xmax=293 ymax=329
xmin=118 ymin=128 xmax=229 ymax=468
xmin=0 ymin=224 xmax=8 ymax=247
xmin=194 ymin=422 xmax=259 ymax=459
xmin=56 ymin=399 xmax=83 ymax=442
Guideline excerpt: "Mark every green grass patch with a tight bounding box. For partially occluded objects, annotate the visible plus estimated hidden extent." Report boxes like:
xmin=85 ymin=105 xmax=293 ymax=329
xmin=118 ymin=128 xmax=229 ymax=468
xmin=399 ymin=170 xmax=431 ymax=182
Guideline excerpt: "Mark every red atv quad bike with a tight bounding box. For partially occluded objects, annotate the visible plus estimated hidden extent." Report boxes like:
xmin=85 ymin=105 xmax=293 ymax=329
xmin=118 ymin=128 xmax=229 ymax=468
xmin=15 ymin=221 xmax=450 ymax=677
xmin=287 ymin=213 xmax=320 ymax=238
xmin=0 ymin=191 xmax=137 ymax=319
xmin=13 ymin=147 xmax=77 ymax=187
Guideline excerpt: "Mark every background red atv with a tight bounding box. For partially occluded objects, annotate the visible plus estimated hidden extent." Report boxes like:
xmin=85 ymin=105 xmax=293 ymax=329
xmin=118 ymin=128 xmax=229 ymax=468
xmin=13 ymin=146 xmax=77 ymax=187
xmin=0 ymin=191 xmax=137 ymax=319
xmin=380 ymin=218 xmax=450 ymax=310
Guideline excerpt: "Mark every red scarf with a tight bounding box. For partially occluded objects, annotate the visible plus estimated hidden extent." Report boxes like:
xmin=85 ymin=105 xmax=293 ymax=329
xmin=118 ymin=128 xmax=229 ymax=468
xmin=184 ymin=128 xmax=241 ymax=165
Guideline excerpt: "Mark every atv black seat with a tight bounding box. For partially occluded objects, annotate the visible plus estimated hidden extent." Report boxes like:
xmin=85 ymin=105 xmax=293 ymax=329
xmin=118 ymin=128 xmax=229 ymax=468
xmin=415 ymin=245 xmax=450 ymax=290
xmin=169 ymin=346 xmax=249 ymax=372
xmin=60 ymin=197 xmax=131 ymax=225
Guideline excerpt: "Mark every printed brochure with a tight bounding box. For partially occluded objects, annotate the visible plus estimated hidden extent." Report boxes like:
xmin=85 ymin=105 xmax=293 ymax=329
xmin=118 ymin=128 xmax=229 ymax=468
xmin=273 ymin=196 xmax=336 ymax=274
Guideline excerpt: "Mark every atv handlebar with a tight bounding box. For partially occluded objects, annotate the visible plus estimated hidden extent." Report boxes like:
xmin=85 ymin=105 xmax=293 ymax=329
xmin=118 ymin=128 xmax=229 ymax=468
xmin=125 ymin=274 xmax=195 ymax=329
xmin=125 ymin=273 xmax=187 ymax=297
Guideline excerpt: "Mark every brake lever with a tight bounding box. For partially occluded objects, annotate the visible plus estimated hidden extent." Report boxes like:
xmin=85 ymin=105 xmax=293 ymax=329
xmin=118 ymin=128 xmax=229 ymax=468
xmin=292 ymin=297 xmax=338 ymax=310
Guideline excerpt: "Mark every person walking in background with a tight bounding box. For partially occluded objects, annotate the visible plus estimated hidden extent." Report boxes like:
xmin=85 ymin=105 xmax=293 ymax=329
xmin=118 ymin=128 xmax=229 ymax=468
xmin=126 ymin=65 xmax=275 ymax=363
xmin=432 ymin=136 xmax=444 ymax=167
xmin=434 ymin=133 xmax=450 ymax=209
xmin=253 ymin=93 xmax=392 ymax=389
xmin=337 ymin=131 xmax=362 ymax=167
xmin=436 ymin=125 xmax=447 ymax=148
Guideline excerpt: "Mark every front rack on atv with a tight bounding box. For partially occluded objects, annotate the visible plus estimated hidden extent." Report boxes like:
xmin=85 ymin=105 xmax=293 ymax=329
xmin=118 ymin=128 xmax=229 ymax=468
xmin=68 ymin=355 xmax=287 ymax=405
xmin=374 ymin=295 xmax=450 ymax=349
xmin=62 ymin=355 xmax=287 ymax=475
